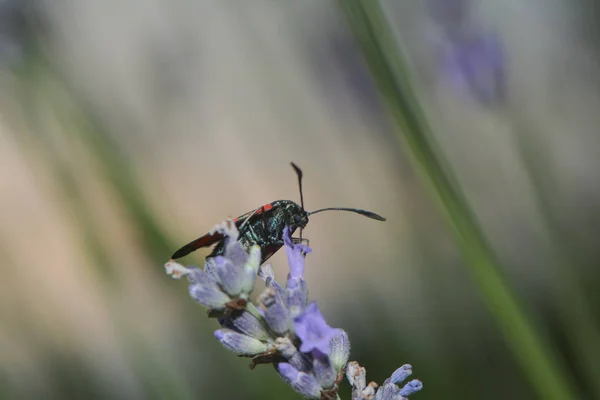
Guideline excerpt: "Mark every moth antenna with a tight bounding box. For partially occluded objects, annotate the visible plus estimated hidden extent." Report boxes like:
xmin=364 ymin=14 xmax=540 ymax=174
xmin=308 ymin=207 xmax=386 ymax=221
xmin=290 ymin=162 xmax=305 ymax=240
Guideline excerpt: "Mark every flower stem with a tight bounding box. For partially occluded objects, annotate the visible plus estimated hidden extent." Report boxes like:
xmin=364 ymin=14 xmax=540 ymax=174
xmin=337 ymin=1 xmax=578 ymax=399
xmin=245 ymin=302 xmax=263 ymax=321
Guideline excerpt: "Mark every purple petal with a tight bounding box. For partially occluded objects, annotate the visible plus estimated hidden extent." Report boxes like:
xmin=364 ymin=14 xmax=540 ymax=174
xmin=329 ymin=330 xmax=351 ymax=372
xmin=188 ymin=264 xmax=216 ymax=284
xmin=188 ymin=270 xmax=230 ymax=309
xmin=277 ymin=363 xmax=322 ymax=399
xmin=294 ymin=302 xmax=342 ymax=355
xmin=283 ymin=226 xmax=311 ymax=279
xmin=389 ymin=364 xmax=412 ymax=385
xmin=312 ymin=351 xmax=336 ymax=390
xmin=215 ymin=257 xmax=245 ymax=296
xmin=259 ymin=288 xmax=291 ymax=336
xmin=240 ymin=245 xmax=261 ymax=295
xmin=400 ymin=380 xmax=423 ymax=397
xmin=288 ymin=351 xmax=313 ymax=373
xmin=287 ymin=277 xmax=308 ymax=319
xmin=275 ymin=337 xmax=312 ymax=372
xmin=225 ymin=238 xmax=248 ymax=267
xmin=218 ymin=310 xmax=271 ymax=342
xmin=213 ymin=329 xmax=269 ymax=356
xmin=212 ymin=220 xmax=247 ymax=267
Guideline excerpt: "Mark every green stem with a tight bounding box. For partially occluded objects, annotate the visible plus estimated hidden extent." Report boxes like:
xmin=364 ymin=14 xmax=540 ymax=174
xmin=337 ymin=1 xmax=577 ymax=399
xmin=245 ymin=302 xmax=264 ymax=321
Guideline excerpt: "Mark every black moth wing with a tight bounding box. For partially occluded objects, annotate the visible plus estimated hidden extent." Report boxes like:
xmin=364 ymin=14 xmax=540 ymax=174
xmin=261 ymin=243 xmax=284 ymax=264
xmin=170 ymin=205 xmax=274 ymax=260
xmin=208 ymin=203 xmax=283 ymax=262
xmin=170 ymin=231 xmax=224 ymax=259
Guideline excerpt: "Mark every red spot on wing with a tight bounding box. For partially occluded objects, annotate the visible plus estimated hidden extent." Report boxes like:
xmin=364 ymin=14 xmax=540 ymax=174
xmin=171 ymin=232 xmax=224 ymax=259
xmin=234 ymin=203 xmax=273 ymax=226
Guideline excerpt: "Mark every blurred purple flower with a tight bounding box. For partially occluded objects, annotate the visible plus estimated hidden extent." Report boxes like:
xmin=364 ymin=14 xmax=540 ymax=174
xmin=439 ymin=29 xmax=506 ymax=105
xmin=428 ymin=0 xmax=507 ymax=106
xmin=428 ymin=0 xmax=470 ymax=30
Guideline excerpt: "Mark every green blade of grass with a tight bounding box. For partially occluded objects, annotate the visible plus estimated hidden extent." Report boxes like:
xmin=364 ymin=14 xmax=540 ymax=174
xmin=337 ymin=1 xmax=577 ymax=399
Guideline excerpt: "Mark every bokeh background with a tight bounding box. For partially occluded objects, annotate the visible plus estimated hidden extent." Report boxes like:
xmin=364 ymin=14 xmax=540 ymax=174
xmin=1 ymin=0 xmax=600 ymax=399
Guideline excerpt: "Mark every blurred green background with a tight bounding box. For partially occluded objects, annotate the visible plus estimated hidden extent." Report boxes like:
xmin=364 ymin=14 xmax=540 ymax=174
xmin=2 ymin=1 xmax=600 ymax=399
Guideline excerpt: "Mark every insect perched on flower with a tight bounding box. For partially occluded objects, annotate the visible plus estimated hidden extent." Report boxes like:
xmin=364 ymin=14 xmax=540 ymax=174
xmin=170 ymin=163 xmax=386 ymax=265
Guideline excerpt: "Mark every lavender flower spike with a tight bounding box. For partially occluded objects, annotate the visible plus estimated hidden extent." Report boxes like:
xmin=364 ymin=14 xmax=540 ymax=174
xmin=165 ymin=218 xmax=423 ymax=399
xmin=294 ymin=302 xmax=343 ymax=355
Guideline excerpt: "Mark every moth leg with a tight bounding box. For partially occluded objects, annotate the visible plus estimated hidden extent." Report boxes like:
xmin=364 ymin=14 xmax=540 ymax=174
xmin=247 ymin=225 xmax=259 ymax=244
xmin=291 ymin=237 xmax=310 ymax=247
xmin=260 ymin=212 xmax=268 ymax=239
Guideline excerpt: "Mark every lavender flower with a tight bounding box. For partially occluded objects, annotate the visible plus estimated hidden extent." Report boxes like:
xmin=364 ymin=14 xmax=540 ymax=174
xmin=347 ymin=361 xmax=422 ymax=400
xmin=439 ymin=28 xmax=505 ymax=105
xmin=166 ymin=220 xmax=261 ymax=316
xmin=165 ymin=221 xmax=422 ymax=399
xmin=294 ymin=302 xmax=343 ymax=355
xmin=213 ymin=329 xmax=271 ymax=356
xmin=430 ymin=0 xmax=506 ymax=105
xmin=278 ymin=363 xmax=322 ymax=399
